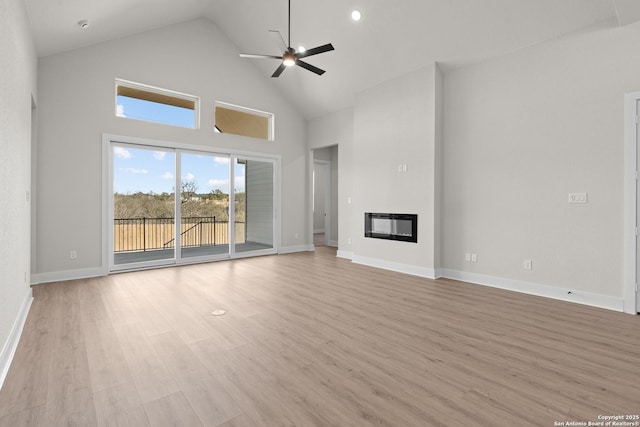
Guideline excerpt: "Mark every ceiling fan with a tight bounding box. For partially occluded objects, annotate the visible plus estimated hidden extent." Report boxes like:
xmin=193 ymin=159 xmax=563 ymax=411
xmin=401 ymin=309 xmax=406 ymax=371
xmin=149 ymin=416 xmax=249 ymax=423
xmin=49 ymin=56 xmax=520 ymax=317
xmin=239 ymin=0 xmax=335 ymax=77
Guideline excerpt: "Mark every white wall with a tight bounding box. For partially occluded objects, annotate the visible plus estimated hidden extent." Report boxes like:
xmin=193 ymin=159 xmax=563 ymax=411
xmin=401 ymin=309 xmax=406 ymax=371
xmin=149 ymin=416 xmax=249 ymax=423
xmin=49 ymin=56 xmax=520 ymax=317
xmin=34 ymin=18 xmax=308 ymax=281
xmin=308 ymin=108 xmax=353 ymax=251
xmin=0 ymin=0 xmax=37 ymax=386
xmin=351 ymin=65 xmax=440 ymax=275
xmin=442 ymin=22 xmax=640 ymax=303
xmin=308 ymin=23 xmax=640 ymax=311
xmin=308 ymin=107 xmax=354 ymax=151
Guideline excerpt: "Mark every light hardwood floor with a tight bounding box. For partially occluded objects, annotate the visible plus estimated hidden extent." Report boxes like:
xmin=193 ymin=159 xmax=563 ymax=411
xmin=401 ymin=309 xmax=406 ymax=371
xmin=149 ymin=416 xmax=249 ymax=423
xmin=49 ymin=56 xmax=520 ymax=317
xmin=1 ymin=247 xmax=639 ymax=426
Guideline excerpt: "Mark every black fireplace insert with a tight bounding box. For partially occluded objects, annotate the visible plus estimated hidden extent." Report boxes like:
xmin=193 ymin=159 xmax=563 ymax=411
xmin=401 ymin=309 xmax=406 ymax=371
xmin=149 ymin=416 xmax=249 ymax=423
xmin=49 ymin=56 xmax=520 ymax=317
xmin=364 ymin=213 xmax=418 ymax=243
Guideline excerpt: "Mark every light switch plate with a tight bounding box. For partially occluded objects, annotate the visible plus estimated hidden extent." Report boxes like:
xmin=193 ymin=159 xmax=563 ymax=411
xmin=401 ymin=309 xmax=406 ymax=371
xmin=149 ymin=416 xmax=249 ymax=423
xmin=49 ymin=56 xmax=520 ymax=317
xmin=568 ymin=193 xmax=587 ymax=203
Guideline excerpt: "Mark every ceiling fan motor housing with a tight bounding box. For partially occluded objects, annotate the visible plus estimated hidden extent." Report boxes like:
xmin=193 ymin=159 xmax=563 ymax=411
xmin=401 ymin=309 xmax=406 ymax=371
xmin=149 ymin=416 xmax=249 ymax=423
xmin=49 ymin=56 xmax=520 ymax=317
xmin=238 ymin=0 xmax=334 ymax=77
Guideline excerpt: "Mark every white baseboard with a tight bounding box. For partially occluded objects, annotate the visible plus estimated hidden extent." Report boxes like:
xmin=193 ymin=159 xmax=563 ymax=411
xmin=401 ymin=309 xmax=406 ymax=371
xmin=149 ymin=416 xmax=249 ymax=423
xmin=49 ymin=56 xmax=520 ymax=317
xmin=434 ymin=268 xmax=445 ymax=279
xmin=0 ymin=288 xmax=33 ymax=390
xmin=440 ymin=269 xmax=624 ymax=312
xmin=338 ymin=254 xmax=623 ymax=313
xmin=31 ymin=266 xmax=107 ymax=285
xmin=279 ymin=244 xmax=314 ymax=254
xmin=328 ymin=240 xmax=338 ymax=248
xmin=351 ymin=255 xmax=437 ymax=280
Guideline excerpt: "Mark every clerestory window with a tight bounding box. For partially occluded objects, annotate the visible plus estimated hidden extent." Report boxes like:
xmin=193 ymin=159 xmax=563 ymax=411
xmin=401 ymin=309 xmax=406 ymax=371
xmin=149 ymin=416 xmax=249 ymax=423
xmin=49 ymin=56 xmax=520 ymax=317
xmin=214 ymin=101 xmax=274 ymax=141
xmin=115 ymin=79 xmax=199 ymax=129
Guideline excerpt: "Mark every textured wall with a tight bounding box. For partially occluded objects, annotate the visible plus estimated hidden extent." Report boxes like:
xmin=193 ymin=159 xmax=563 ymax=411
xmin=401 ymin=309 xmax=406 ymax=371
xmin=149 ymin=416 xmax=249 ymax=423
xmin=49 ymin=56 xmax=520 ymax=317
xmin=0 ymin=0 xmax=37 ymax=381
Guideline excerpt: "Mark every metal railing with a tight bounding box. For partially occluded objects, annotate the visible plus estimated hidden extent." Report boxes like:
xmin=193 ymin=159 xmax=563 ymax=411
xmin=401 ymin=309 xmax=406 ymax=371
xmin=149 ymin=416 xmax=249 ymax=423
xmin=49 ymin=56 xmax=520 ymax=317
xmin=113 ymin=217 xmax=245 ymax=253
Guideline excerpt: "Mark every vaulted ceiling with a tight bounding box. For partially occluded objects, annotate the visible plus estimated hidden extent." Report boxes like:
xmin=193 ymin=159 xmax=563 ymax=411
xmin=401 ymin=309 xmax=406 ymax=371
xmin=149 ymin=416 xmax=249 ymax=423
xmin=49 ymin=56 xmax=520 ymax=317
xmin=23 ymin=0 xmax=640 ymax=119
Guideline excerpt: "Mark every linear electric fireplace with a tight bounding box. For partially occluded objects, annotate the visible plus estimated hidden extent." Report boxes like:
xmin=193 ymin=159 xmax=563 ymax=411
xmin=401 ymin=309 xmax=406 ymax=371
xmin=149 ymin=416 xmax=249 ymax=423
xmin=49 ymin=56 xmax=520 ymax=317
xmin=364 ymin=213 xmax=418 ymax=243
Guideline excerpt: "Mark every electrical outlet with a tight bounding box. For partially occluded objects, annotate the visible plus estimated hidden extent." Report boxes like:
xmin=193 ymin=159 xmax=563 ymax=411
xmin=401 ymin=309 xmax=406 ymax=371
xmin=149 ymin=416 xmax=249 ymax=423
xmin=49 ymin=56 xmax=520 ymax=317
xmin=523 ymin=259 xmax=532 ymax=270
xmin=347 ymin=237 xmax=352 ymax=244
xmin=70 ymin=250 xmax=77 ymax=259
xmin=465 ymin=253 xmax=471 ymax=262
xmin=471 ymin=253 xmax=478 ymax=263
xmin=294 ymin=233 xmax=300 ymax=239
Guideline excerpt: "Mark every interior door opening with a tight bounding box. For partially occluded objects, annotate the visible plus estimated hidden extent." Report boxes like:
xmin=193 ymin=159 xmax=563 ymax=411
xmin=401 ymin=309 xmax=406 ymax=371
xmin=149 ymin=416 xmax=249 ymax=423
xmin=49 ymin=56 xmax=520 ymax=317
xmin=635 ymin=100 xmax=640 ymax=313
xmin=625 ymin=93 xmax=640 ymax=314
xmin=313 ymin=160 xmax=330 ymax=247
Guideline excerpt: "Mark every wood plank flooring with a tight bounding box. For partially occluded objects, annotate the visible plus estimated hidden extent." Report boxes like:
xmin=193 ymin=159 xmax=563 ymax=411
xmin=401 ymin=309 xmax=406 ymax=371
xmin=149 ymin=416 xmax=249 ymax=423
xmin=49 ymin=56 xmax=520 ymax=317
xmin=1 ymin=246 xmax=639 ymax=426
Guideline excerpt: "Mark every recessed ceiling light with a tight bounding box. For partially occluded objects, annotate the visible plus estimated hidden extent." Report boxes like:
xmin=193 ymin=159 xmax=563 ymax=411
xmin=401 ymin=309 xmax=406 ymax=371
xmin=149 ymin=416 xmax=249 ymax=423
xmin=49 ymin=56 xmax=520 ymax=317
xmin=78 ymin=19 xmax=89 ymax=29
xmin=351 ymin=10 xmax=362 ymax=21
xmin=298 ymin=46 xmax=306 ymax=53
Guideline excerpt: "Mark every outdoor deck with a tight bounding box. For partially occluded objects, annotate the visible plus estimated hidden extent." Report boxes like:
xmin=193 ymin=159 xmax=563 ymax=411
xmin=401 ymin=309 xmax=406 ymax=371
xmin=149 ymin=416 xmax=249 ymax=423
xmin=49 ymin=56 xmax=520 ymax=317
xmin=114 ymin=241 xmax=273 ymax=264
xmin=112 ymin=217 xmax=272 ymax=265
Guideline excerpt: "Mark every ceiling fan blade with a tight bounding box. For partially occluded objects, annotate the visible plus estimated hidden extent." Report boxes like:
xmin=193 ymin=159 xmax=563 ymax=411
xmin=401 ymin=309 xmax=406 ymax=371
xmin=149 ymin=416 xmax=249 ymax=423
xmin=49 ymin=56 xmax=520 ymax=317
xmin=268 ymin=30 xmax=288 ymax=52
xmin=240 ymin=53 xmax=282 ymax=60
xmin=296 ymin=43 xmax=334 ymax=59
xmin=271 ymin=63 xmax=287 ymax=78
xmin=296 ymin=60 xmax=325 ymax=75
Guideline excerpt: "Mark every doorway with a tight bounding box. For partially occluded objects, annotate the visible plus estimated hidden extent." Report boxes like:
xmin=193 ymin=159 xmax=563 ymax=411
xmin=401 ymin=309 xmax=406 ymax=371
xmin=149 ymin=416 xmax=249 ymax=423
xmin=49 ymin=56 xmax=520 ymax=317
xmin=634 ymin=99 xmax=640 ymax=313
xmin=313 ymin=160 xmax=330 ymax=246
xmin=30 ymin=96 xmax=37 ymax=277
xmin=624 ymin=92 xmax=640 ymax=314
xmin=105 ymin=135 xmax=278 ymax=271
xmin=311 ymin=145 xmax=338 ymax=248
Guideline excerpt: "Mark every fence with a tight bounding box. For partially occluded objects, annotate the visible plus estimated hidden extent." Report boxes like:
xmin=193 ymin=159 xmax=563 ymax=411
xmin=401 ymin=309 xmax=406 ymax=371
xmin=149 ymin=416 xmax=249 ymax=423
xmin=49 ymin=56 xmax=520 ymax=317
xmin=113 ymin=217 xmax=245 ymax=253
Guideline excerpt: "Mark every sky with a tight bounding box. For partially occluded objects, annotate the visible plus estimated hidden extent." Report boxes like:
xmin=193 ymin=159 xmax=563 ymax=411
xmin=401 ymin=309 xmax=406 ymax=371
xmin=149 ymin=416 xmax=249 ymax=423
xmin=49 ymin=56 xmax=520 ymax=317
xmin=116 ymin=95 xmax=194 ymax=128
xmin=114 ymin=96 xmax=245 ymax=195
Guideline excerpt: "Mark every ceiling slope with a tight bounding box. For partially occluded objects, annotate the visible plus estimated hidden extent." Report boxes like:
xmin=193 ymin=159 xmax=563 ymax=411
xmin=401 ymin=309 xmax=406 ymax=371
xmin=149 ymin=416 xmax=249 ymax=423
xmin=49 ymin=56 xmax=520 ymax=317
xmin=25 ymin=0 xmax=624 ymax=118
xmin=612 ymin=0 xmax=640 ymax=26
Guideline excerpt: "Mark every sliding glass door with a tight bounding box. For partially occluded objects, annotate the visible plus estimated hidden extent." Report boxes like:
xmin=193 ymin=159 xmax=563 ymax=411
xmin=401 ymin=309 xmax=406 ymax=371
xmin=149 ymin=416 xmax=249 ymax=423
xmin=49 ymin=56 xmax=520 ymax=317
xmin=234 ymin=158 xmax=274 ymax=254
xmin=108 ymin=140 xmax=277 ymax=271
xmin=112 ymin=144 xmax=176 ymax=267
xmin=179 ymin=152 xmax=230 ymax=260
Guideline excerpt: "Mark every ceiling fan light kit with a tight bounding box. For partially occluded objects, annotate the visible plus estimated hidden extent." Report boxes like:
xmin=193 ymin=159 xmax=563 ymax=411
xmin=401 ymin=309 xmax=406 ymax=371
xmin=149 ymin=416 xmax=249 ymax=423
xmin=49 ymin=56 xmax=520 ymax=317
xmin=282 ymin=51 xmax=296 ymax=66
xmin=239 ymin=0 xmax=334 ymax=77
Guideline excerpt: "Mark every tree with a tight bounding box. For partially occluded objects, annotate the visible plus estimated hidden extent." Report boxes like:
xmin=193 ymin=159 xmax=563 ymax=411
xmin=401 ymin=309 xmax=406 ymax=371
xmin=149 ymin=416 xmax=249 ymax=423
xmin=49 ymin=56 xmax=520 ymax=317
xmin=113 ymin=187 xmax=234 ymax=221
xmin=210 ymin=189 xmax=227 ymax=200
xmin=181 ymin=180 xmax=198 ymax=203
xmin=114 ymin=192 xmax=174 ymax=218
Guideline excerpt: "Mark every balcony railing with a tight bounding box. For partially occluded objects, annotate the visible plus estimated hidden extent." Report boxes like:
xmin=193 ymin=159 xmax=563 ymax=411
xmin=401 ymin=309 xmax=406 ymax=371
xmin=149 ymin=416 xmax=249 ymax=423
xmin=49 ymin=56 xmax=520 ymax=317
xmin=114 ymin=217 xmax=245 ymax=253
